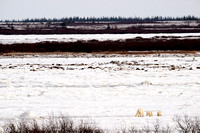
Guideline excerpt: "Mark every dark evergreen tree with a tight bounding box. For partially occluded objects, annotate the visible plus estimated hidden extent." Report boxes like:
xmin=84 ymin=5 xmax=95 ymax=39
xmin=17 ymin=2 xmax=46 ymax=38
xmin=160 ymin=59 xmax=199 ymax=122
xmin=2 ymin=16 xmax=199 ymax=23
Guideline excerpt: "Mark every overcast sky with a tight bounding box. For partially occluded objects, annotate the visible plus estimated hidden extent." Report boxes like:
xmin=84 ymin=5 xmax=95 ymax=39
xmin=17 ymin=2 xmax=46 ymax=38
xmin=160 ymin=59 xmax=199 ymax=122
xmin=0 ymin=0 xmax=200 ymax=20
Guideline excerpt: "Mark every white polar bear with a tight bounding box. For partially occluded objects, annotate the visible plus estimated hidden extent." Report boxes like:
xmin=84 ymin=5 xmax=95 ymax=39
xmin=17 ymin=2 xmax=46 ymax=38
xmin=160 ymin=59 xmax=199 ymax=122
xmin=157 ymin=111 xmax=162 ymax=116
xmin=135 ymin=108 xmax=144 ymax=117
xmin=146 ymin=111 xmax=153 ymax=117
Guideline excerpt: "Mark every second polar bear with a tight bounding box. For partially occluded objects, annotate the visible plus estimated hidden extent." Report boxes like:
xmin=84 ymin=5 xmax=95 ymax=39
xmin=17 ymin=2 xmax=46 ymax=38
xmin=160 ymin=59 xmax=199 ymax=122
xmin=146 ymin=111 xmax=153 ymax=117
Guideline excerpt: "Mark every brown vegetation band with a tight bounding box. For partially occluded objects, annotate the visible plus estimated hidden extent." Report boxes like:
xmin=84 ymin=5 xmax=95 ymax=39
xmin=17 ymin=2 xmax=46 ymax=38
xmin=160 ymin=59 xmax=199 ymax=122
xmin=1 ymin=28 xmax=200 ymax=35
xmin=0 ymin=38 xmax=200 ymax=53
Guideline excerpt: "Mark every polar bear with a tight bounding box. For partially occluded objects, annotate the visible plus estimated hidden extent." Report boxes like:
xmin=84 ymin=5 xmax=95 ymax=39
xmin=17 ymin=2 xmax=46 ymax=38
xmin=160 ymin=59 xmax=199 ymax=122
xmin=146 ymin=111 xmax=153 ymax=117
xmin=157 ymin=111 xmax=162 ymax=116
xmin=135 ymin=108 xmax=144 ymax=117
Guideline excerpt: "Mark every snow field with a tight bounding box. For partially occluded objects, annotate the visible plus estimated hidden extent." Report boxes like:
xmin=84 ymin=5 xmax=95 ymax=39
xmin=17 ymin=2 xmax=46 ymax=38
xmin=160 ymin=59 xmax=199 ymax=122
xmin=0 ymin=53 xmax=200 ymax=131
xmin=1 ymin=33 xmax=200 ymax=44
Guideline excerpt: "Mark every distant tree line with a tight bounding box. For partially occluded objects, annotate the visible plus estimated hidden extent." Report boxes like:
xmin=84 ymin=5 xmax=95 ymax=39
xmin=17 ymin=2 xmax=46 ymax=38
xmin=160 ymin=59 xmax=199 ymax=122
xmin=1 ymin=16 xmax=199 ymax=23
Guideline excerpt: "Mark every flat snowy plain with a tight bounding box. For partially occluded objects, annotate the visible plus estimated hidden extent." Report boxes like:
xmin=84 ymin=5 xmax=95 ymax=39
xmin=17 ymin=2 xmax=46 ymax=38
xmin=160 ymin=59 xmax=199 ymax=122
xmin=0 ymin=52 xmax=200 ymax=131
xmin=1 ymin=33 xmax=200 ymax=44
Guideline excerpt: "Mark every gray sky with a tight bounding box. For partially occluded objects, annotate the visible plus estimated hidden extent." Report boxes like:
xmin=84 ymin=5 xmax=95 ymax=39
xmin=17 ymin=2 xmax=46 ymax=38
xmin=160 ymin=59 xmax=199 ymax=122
xmin=0 ymin=0 xmax=200 ymax=20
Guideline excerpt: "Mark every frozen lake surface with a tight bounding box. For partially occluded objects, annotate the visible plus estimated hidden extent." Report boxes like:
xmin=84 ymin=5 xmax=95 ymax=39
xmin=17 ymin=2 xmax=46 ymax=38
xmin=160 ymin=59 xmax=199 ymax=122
xmin=0 ymin=53 xmax=200 ymax=131
xmin=1 ymin=33 xmax=200 ymax=44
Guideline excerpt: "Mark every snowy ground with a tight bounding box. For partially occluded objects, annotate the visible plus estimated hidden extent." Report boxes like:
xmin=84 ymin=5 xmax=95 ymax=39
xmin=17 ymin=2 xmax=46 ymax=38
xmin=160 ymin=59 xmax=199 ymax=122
xmin=0 ymin=53 xmax=200 ymax=131
xmin=1 ymin=33 xmax=200 ymax=44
